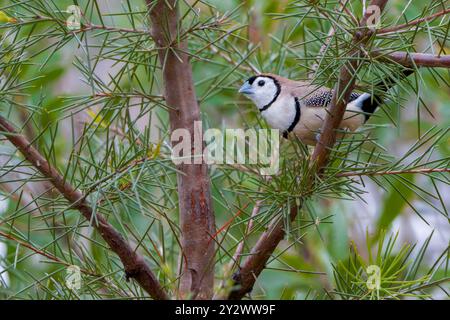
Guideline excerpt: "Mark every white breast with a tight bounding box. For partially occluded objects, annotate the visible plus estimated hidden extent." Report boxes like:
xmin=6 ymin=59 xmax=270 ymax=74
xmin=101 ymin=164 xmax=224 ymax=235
xmin=260 ymin=95 xmax=296 ymax=132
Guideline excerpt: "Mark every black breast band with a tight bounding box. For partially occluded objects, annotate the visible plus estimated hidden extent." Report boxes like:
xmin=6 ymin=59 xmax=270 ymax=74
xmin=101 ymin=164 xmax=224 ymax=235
xmin=282 ymin=97 xmax=301 ymax=139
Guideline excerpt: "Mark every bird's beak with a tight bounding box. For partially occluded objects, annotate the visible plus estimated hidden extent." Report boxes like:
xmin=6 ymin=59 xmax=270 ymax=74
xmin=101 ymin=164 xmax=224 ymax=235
xmin=238 ymin=82 xmax=254 ymax=95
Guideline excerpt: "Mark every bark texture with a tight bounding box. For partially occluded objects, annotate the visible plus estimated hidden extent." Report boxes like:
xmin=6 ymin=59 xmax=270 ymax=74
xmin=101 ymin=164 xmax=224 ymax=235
xmin=147 ymin=0 xmax=216 ymax=299
xmin=373 ymin=51 xmax=450 ymax=68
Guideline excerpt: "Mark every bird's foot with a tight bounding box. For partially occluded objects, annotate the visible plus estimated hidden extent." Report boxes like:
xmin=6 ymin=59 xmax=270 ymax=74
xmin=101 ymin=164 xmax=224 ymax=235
xmin=315 ymin=132 xmax=321 ymax=143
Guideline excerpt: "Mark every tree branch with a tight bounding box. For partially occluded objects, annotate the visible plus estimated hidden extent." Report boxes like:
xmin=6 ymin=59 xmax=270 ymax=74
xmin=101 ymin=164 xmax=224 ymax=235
xmin=147 ymin=0 xmax=216 ymax=299
xmin=311 ymin=0 xmax=389 ymax=168
xmin=228 ymin=205 xmax=298 ymax=299
xmin=227 ymin=0 xmax=390 ymax=300
xmin=371 ymin=50 xmax=450 ymax=68
xmin=0 ymin=115 xmax=169 ymax=300
xmin=377 ymin=8 xmax=450 ymax=34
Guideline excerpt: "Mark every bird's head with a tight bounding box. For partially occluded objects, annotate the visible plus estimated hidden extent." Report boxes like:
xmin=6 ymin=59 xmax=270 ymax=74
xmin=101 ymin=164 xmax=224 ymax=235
xmin=238 ymin=74 xmax=281 ymax=110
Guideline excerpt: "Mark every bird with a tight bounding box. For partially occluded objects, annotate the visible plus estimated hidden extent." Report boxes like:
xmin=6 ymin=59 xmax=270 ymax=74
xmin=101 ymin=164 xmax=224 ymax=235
xmin=238 ymin=70 xmax=413 ymax=145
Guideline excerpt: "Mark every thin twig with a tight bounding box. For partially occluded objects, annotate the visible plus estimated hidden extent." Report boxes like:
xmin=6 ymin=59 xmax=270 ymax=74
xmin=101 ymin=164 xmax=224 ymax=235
xmin=0 ymin=230 xmax=100 ymax=277
xmin=337 ymin=167 xmax=450 ymax=178
xmin=232 ymin=200 xmax=261 ymax=269
xmin=377 ymin=8 xmax=450 ymax=34
xmin=310 ymin=0 xmax=352 ymax=77
xmin=17 ymin=15 xmax=151 ymax=35
xmin=213 ymin=201 xmax=259 ymax=299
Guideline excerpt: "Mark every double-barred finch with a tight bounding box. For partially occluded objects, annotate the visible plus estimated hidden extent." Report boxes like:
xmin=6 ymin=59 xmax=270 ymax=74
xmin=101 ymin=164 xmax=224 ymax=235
xmin=239 ymin=70 xmax=413 ymax=145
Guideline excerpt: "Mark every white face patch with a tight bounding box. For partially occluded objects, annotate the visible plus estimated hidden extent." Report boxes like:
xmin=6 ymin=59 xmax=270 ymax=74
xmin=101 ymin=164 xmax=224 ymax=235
xmin=241 ymin=76 xmax=279 ymax=110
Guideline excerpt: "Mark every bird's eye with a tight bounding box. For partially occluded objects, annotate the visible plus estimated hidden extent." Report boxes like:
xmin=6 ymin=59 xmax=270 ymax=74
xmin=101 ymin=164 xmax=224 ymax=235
xmin=258 ymin=80 xmax=265 ymax=87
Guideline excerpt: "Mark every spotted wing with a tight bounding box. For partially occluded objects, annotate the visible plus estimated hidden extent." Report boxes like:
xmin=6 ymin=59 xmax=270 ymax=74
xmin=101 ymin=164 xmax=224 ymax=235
xmin=302 ymin=89 xmax=360 ymax=108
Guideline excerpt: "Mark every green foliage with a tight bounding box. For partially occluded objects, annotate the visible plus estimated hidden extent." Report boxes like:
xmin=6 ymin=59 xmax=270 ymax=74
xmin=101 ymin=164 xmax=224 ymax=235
xmin=333 ymin=231 xmax=449 ymax=300
xmin=0 ymin=0 xmax=448 ymax=299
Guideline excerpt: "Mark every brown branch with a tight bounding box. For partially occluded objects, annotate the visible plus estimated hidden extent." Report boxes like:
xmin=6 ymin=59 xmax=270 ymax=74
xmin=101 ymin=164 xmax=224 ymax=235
xmin=0 ymin=116 xmax=169 ymax=300
xmin=147 ymin=0 xmax=215 ymax=299
xmin=227 ymin=0 xmax=390 ymax=300
xmin=228 ymin=205 xmax=298 ymax=299
xmin=377 ymin=8 xmax=450 ymax=34
xmin=337 ymin=167 xmax=450 ymax=178
xmin=311 ymin=0 xmax=389 ymax=168
xmin=371 ymin=50 xmax=450 ymax=68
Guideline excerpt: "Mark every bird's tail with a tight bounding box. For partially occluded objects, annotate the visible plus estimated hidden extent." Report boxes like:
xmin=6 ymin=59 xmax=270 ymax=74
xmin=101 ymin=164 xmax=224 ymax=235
xmin=358 ymin=68 xmax=414 ymax=121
